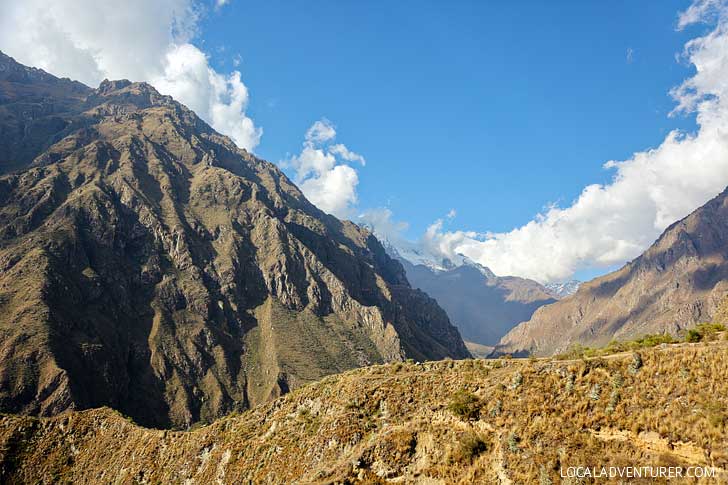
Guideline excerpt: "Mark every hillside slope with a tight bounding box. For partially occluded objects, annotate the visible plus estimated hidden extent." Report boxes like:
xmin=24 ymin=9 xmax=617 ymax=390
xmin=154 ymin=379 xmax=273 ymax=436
xmin=0 ymin=52 xmax=468 ymax=428
xmin=495 ymin=187 xmax=728 ymax=356
xmin=1 ymin=340 xmax=726 ymax=484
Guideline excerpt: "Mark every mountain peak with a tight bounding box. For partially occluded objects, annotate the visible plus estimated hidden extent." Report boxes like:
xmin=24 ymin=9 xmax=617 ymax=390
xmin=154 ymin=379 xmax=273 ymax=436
xmin=97 ymin=78 xmax=133 ymax=93
xmin=0 ymin=55 xmax=469 ymax=428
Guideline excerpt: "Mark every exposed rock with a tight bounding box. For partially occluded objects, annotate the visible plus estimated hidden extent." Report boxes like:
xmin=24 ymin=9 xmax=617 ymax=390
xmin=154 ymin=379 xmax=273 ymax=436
xmin=0 ymin=52 xmax=468 ymax=428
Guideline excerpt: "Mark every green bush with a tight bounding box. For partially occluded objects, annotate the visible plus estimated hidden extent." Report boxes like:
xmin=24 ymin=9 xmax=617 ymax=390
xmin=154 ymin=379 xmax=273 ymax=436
xmin=685 ymin=323 xmax=726 ymax=343
xmin=447 ymin=390 xmax=480 ymax=420
xmin=686 ymin=329 xmax=702 ymax=343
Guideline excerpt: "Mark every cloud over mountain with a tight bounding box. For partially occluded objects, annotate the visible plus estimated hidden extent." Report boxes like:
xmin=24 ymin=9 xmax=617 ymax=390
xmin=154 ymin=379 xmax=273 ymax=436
xmin=286 ymin=119 xmax=366 ymax=218
xmin=369 ymin=0 xmax=728 ymax=284
xmin=0 ymin=0 xmax=261 ymax=150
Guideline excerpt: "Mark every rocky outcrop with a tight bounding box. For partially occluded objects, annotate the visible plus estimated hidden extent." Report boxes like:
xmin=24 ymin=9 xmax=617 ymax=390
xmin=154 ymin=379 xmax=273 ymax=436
xmin=0 ymin=52 xmax=468 ymax=428
xmin=495 ymin=187 xmax=728 ymax=356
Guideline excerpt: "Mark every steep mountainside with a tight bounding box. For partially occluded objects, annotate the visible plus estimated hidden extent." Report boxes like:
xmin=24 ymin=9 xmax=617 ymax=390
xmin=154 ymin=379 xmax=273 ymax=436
xmin=400 ymin=258 xmax=557 ymax=345
xmin=0 ymin=52 xmax=468 ymax=428
xmin=1 ymin=339 xmax=726 ymax=483
xmin=0 ymin=52 xmax=91 ymax=175
xmin=496 ymin=188 xmax=728 ymax=356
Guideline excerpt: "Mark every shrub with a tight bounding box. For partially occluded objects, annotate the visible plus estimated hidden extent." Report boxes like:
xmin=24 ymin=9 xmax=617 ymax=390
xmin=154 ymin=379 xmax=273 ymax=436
xmin=507 ymin=433 xmax=520 ymax=453
xmin=540 ymin=466 xmax=553 ymax=485
xmin=686 ymin=329 xmax=702 ymax=343
xmin=628 ymin=352 xmax=643 ymax=374
xmin=447 ymin=390 xmax=480 ymax=420
xmin=686 ymin=323 xmax=727 ymax=343
xmin=589 ymin=384 xmax=601 ymax=401
xmin=606 ymin=389 xmax=620 ymax=414
xmin=489 ymin=399 xmax=503 ymax=418
xmin=612 ymin=372 xmax=624 ymax=389
xmin=556 ymin=344 xmax=586 ymax=360
xmin=565 ymin=372 xmax=576 ymax=393
xmin=510 ymin=372 xmax=523 ymax=390
xmin=451 ymin=432 xmax=488 ymax=464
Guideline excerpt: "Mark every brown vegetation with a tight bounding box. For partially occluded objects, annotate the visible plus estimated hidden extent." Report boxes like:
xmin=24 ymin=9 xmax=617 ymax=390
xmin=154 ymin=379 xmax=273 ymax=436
xmin=1 ymin=339 xmax=726 ymax=483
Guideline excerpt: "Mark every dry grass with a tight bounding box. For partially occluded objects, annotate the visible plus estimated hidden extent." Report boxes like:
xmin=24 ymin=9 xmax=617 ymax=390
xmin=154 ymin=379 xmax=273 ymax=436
xmin=0 ymin=339 xmax=727 ymax=484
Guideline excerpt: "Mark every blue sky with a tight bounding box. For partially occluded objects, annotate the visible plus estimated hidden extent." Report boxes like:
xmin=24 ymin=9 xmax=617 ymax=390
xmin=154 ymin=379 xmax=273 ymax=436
xmin=201 ymin=0 xmax=697 ymax=237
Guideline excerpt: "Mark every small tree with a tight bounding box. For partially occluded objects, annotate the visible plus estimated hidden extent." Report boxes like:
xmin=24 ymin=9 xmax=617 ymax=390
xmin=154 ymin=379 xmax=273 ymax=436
xmin=447 ymin=390 xmax=480 ymax=420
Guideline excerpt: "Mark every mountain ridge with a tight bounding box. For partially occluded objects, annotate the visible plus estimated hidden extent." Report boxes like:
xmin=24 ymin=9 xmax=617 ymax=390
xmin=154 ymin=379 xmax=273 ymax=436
xmin=0 ymin=52 xmax=469 ymax=428
xmin=495 ymin=186 xmax=728 ymax=356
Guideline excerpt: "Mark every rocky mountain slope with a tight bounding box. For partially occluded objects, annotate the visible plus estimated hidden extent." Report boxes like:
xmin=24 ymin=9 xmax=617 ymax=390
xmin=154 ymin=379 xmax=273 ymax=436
xmin=0 ymin=52 xmax=468 ymax=429
xmin=399 ymin=258 xmax=557 ymax=346
xmin=495 ymin=187 xmax=728 ymax=356
xmin=1 ymin=338 xmax=726 ymax=483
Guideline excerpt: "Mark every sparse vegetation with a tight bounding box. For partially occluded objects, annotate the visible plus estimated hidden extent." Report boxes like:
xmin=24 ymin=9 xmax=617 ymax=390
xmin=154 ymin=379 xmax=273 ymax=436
xmin=589 ymin=383 xmax=601 ymax=401
xmin=565 ymin=371 xmax=576 ymax=393
xmin=556 ymin=333 xmax=677 ymax=360
xmin=450 ymin=431 xmax=488 ymax=464
xmin=507 ymin=432 xmax=520 ymax=453
xmin=685 ymin=323 xmax=726 ymax=343
xmin=628 ymin=352 xmax=643 ymax=374
xmin=1 ymin=340 xmax=726 ymax=484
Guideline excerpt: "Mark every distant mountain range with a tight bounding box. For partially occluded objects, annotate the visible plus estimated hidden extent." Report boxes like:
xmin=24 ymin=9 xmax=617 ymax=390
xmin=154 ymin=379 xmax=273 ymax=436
xmin=495 ymin=186 xmax=728 ymax=356
xmin=0 ymin=52 xmax=468 ymax=428
xmin=381 ymin=242 xmax=578 ymax=346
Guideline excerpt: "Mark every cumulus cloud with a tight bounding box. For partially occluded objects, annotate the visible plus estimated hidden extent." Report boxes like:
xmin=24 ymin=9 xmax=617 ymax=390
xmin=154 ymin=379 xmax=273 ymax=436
xmin=0 ymin=0 xmax=261 ymax=150
xmin=364 ymin=0 xmax=728 ymax=284
xmin=286 ymin=119 xmax=366 ymax=218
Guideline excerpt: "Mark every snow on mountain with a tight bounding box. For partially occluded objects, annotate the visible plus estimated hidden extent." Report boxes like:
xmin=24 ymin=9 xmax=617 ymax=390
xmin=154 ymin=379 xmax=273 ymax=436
xmin=544 ymin=280 xmax=581 ymax=298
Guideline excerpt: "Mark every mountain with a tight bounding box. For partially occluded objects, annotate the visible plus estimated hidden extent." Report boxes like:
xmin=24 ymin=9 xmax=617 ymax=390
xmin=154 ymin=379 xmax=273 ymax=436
xmin=2 ymin=338 xmax=726 ymax=483
xmin=495 ymin=187 xmax=728 ymax=356
xmin=397 ymin=256 xmax=557 ymax=346
xmin=0 ymin=52 xmax=469 ymax=428
xmin=544 ymin=280 xmax=580 ymax=298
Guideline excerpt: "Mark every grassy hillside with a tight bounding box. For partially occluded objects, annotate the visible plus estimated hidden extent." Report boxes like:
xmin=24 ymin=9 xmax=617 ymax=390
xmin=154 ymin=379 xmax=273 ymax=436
xmin=1 ymin=339 xmax=727 ymax=484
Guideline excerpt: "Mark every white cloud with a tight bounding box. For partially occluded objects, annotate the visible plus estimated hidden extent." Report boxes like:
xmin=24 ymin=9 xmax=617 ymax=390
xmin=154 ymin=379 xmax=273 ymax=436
xmin=305 ymin=119 xmax=338 ymax=144
xmin=677 ymin=0 xmax=725 ymax=29
xmin=358 ymin=208 xmax=409 ymax=249
xmin=364 ymin=0 xmax=728 ymax=284
xmin=0 ymin=0 xmax=261 ymax=151
xmin=286 ymin=119 xmax=365 ymax=218
xmin=329 ymin=144 xmax=366 ymax=165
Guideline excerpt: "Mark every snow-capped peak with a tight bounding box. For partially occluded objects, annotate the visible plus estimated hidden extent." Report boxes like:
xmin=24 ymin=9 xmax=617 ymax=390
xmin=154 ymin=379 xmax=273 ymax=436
xmin=544 ymin=280 xmax=581 ymax=298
